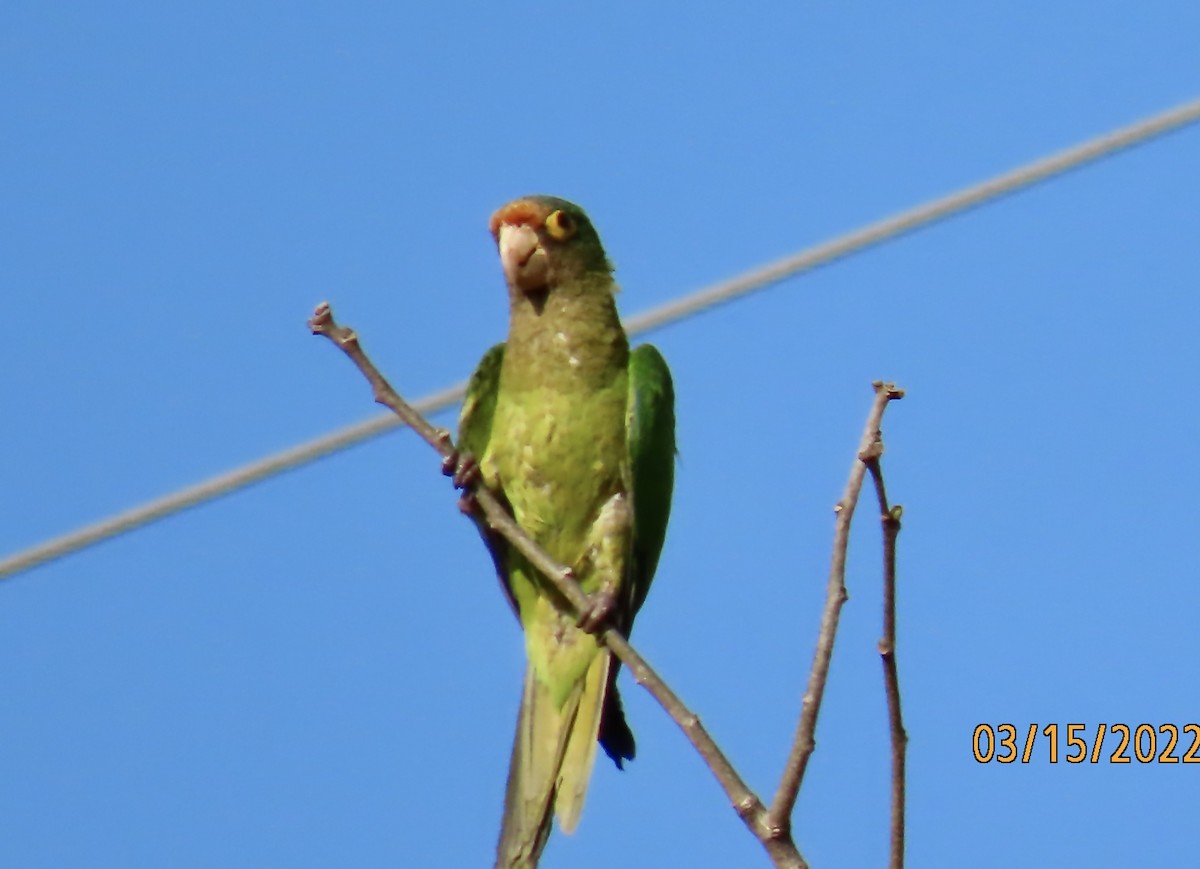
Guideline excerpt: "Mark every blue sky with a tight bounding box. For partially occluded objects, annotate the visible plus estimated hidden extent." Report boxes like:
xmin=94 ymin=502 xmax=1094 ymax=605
xmin=3 ymin=3 xmax=1199 ymax=867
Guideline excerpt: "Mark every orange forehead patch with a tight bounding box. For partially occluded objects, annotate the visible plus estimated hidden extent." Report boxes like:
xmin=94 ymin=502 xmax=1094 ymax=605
xmin=488 ymin=199 xmax=551 ymax=238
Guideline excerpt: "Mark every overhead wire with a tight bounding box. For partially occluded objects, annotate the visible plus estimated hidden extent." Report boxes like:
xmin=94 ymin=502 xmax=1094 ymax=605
xmin=3 ymin=97 xmax=1199 ymax=581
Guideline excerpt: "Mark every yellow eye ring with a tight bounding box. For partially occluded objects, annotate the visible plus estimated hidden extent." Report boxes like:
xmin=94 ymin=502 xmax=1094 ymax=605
xmin=544 ymin=209 xmax=576 ymax=241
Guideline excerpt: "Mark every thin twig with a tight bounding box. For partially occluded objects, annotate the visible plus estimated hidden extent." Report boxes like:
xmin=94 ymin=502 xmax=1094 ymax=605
xmin=308 ymin=301 xmax=807 ymax=869
xmin=867 ymin=458 xmax=906 ymax=869
xmin=768 ymin=381 xmax=904 ymax=835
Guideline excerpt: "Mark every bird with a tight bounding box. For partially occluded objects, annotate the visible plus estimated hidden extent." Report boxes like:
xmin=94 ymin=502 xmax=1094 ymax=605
xmin=451 ymin=195 xmax=676 ymax=868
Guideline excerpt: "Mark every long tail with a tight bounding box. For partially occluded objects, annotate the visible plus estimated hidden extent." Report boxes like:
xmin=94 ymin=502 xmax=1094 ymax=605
xmin=494 ymin=653 xmax=611 ymax=869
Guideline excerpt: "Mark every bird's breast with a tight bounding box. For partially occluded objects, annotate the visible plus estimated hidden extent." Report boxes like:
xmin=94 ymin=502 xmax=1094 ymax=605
xmin=489 ymin=384 xmax=628 ymax=564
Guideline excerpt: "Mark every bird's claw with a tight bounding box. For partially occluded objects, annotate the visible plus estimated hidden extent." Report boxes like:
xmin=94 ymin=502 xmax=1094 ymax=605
xmin=442 ymin=445 xmax=483 ymax=517
xmin=442 ymin=447 xmax=482 ymax=490
xmin=454 ymin=456 xmax=481 ymax=491
xmin=576 ymin=587 xmax=618 ymax=633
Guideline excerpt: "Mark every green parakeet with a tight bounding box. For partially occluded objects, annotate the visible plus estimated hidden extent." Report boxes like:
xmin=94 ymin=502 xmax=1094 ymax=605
xmin=455 ymin=196 xmax=675 ymax=868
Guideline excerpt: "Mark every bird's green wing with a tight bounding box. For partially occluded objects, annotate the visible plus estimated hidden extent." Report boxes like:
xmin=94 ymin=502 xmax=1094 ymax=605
xmin=457 ymin=342 xmax=517 ymax=615
xmin=596 ymin=342 xmax=674 ymax=766
xmin=625 ymin=343 xmax=676 ymax=622
xmin=458 ymin=342 xmax=505 ymax=462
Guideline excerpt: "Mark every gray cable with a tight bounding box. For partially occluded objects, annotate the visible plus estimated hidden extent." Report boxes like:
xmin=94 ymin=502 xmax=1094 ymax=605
xmin=4 ymin=97 xmax=1199 ymax=581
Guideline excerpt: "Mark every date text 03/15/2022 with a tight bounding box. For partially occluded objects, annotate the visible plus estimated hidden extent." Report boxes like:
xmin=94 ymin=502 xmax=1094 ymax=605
xmin=973 ymin=723 xmax=1200 ymax=764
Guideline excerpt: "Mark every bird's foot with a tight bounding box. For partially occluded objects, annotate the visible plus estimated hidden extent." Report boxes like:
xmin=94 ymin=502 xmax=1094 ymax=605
xmin=453 ymin=454 xmax=481 ymax=490
xmin=576 ymin=586 xmax=618 ymax=634
xmin=441 ymin=444 xmax=481 ymax=489
xmin=440 ymin=441 xmax=483 ymax=516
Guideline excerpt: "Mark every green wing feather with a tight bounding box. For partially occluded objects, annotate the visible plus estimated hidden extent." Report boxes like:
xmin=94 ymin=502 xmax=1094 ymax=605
xmin=457 ymin=342 xmax=517 ymax=616
xmin=459 ymin=342 xmax=505 ymax=463
xmin=595 ymin=343 xmax=676 ymax=768
xmin=625 ymin=343 xmax=676 ymax=621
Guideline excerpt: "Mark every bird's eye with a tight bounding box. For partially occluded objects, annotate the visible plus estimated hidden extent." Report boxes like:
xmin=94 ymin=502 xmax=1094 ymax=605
xmin=544 ymin=209 xmax=576 ymax=241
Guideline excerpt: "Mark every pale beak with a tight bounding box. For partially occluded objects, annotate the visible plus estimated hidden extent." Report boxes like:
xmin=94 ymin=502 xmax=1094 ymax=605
xmin=498 ymin=223 xmax=549 ymax=293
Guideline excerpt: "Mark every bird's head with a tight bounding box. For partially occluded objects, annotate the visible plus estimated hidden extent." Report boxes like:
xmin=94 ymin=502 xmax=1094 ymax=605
xmin=489 ymin=196 xmax=612 ymax=302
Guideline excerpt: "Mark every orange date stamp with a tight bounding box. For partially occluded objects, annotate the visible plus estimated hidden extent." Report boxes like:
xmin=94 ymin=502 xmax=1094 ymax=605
xmin=973 ymin=723 xmax=1200 ymax=764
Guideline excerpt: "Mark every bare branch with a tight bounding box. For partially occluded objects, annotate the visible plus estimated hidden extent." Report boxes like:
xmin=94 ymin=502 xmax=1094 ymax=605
xmin=867 ymin=458 xmax=907 ymax=869
xmin=308 ymin=302 xmax=807 ymax=868
xmin=768 ymin=381 xmax=904 ymax=833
